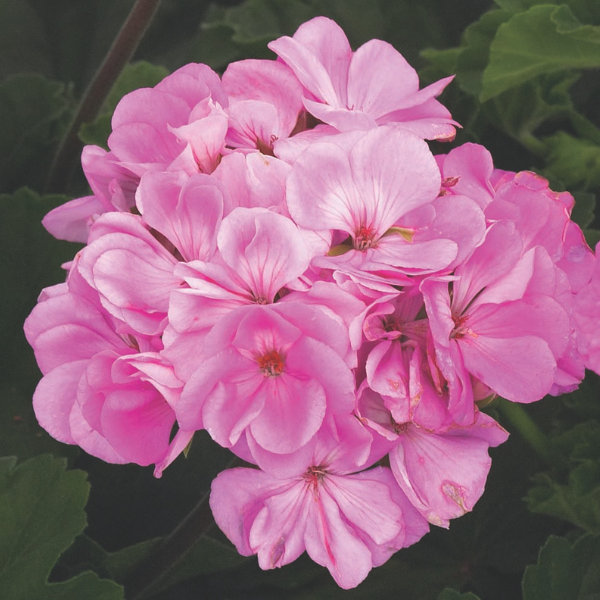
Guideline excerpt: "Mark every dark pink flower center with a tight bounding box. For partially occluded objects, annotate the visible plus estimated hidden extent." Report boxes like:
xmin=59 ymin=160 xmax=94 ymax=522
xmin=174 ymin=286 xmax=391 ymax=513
xmin=258 ymin=350 xmax=285 ymax=376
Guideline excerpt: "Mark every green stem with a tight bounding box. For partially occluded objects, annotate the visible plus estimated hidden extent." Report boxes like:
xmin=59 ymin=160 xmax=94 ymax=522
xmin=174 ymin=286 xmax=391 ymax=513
xmin=123 ymin=455 xmax=244 ymax=600
xmin=496 ymin=399 xmax=555 ymax=466
xmin=45 ymin=0 xmax=162 ymax=193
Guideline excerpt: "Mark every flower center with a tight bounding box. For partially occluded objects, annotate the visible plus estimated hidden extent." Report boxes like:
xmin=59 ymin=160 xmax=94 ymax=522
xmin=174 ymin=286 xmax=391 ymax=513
xmin=257 ymin=350 xmax=285 ymax=376
xmin=303 ymin=465 xmax=328 ymax=492
xmin=451 ymin=313 xmax=476 ymax=340
xmin=354 ymin=224 xmax=377 ymax=251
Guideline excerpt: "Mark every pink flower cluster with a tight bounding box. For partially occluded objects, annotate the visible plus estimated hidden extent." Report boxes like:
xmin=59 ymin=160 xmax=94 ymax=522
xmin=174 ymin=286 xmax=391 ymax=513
xmin=25 ymin=17 xmax=599 ymax=589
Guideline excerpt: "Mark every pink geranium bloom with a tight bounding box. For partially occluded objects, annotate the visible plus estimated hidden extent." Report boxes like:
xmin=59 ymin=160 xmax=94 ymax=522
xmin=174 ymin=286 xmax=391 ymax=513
xmin=287 ymin=126 xmax=458 ymax=276
xmin=222 ymin=59 xmax=305 ymax=154
xmin=422 ymin=221 xmax=570 ymax=422
xmin=212 ymin=151 xmax=291 ymax=214
xmin=269 ymin=16 xmax=457 ymax=139
xmin=76 ymin=212 xmax=182 ymax=336
xmin=23 ymin=283 xmax=185 ymax=468
xmin=163 ymin=207 xmax=314 ymax=380
xmin=176 ymin=303 xmax=354 ymax=457
xmin=435 ymin=143 xmax=496 ymax=209
xmin=209 ymin=418 xmax=429 ymax=589
xmin=356 ymin=385 xmax=508 ymax=527
xmin=43 ymin=145 xmax=138 ymax=243
xmin=135 ymin=171 xmax=225 ymax=262
xmin=108 ymin=63 xmax=228 ymax=177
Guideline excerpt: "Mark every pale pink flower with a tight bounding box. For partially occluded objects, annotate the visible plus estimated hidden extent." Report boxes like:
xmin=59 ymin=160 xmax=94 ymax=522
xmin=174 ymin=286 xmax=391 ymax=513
xmin=574 ymin=242 xmax=600 ymax=375
xmin=209 ymin=418 xmax=429 ymax=589
xmin=23 ymin=283 xmax=184 ymax=468
xmin=269 ymin=16 xmax=457 ymax=139
xmin=357 ymin=385 xmax=508 ymax=527
xmin=108 ymin=63 xmax=228 ymax=177
xmin=176 ymin=303 xmax=354 ymax=457
xmin=222 ymin=59 xmax=305 ymax=154
xmin=43 ymin=146 xmax=138 ymax=243
xmin=422 ymin=221 xmax=570 ymax=421
xmin=287 ymin=126 xmax=458 ymax=277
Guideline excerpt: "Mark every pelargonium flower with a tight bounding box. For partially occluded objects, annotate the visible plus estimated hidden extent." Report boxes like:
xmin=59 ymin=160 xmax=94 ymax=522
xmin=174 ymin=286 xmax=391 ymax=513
xmin=269 ymin=16 xmax=458 ymax=139
xmin=210 ymin=417 xmax=429 ymax=589
xmin=176 ymin=302 xmax=355 ymax=459
xmin=23 ymin=274 xmax=186 ymax=470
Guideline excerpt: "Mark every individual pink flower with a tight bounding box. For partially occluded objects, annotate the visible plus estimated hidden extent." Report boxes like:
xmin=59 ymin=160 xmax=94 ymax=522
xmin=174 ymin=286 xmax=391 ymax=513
xmin=357 ymin=385 xmax=508 ymax=527
xmin=108 ymin=63 xmax=228 ymax=177
xmin=43 ymin=146 xmax=138 ymax=243
xmin=209 ymin=418 xmax=429 ymax=589
xmin=176 ymin=303 xmax=355 ymax=457
xmin=23 ymin=282 xmax=186 ymax=469
xmin=75 ymin=212 xmax=182 ymax=336
xmin=287 ymin=126 xmax=458 ymax=276
xmin=222 ymin=59 xmax=305 ymax=154
xmin=422 ymin=221 xmax=570 ymax=423
xmin=434 ymin=143 xmax=496 ymax=209
xmin=269 ymin=16 xmax=457 ymax=139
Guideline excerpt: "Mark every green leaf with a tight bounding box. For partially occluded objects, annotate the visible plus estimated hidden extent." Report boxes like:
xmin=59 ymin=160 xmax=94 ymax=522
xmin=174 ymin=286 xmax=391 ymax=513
xmin=483 ymin=70 xmax=577 ymax=152
xmin=215 ymin=0 xmax=316 ymax=59
xmin=79 ymin=61 xmax=169 ymax=148
xmin=45 ymin=572 xmax=123 ymax=600
xmin=526 ymin=420 xmax=600 ymax=533
xmin=0 ymin=73 xmax=73 ymax=193
xmin=543 ymin=132 xmax=600 ymax=194
xmin=482 ymin=5 xmax=600 ymax=101
xmin=438 ymin=589 xmax=482 ymax=600
xmin=105 ymin=534 xmax=248 ymax=595
xmin=190 ymin=20 xmax=242 ymax=72
xmin=0 ymin=454 xmax=121 ymax=599
xmin=522 ymin=534 xmax=600 ymax=599
xmin=455 ymin=9 xmax=513 ymax=96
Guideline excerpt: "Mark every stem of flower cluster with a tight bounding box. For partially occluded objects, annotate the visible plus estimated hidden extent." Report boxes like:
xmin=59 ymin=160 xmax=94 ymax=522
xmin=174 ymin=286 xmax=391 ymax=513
xmin=496 ymin=399 xmax=555 ymax=466
xmin=45 ymin=0 xmax=162 ymax=193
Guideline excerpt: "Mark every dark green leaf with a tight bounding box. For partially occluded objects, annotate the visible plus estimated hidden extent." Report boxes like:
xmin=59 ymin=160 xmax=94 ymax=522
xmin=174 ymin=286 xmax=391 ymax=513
xmin=482 ymin=5 xmax=600 ymax=101
xmin=0 ymin=454 xmax=113 ymax=598
xmin=522 ymin=534 xmax=600 ymax=600
xmin=584 ymin=228 xmax=600 ymax=247
xmin=455 ymin=9 xmax=512 ymax=96
xmin=526 ymin=420 xmax=600 ymax=533
xmin=483 ymin=71 xmax=576 ymax=152
xmin=190 ymin=21 xmax=242 ymax=72
xmin=571 ymin=191 xmax=597 ymax=230
xmin=543 ymin=132 xmax=600 ymax=193
xmin=45 ymin=572 xmax=123 ymax=600
xmin=0 ymin=73 xmax=73 ymax=193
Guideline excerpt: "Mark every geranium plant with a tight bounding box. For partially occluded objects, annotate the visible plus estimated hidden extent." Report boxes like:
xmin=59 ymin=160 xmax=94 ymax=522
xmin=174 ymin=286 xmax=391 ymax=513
xmin=4 ymin=1 xmax=600 ymax=598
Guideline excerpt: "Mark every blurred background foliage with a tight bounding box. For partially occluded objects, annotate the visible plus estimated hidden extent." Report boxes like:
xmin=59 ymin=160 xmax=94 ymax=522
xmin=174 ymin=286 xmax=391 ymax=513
xmin=1 ymin=0 xmax=600 ymax=598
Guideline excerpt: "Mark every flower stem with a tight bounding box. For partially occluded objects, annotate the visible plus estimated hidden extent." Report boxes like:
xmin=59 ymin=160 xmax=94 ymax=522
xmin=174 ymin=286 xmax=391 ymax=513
xmin=45 ymin=0 xmax=162 ymax=193
xmin=496 ymin=399 xmax=555 ymax=466
xmin=123 ymin=455 xmax=243 ymax=600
